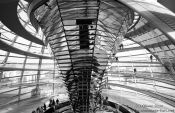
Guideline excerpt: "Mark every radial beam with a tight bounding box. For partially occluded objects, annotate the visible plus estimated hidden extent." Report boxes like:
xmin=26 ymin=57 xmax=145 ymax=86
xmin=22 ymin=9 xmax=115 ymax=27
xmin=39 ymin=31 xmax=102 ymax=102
xmin=0 ymin=39 xmax=52 ymax=59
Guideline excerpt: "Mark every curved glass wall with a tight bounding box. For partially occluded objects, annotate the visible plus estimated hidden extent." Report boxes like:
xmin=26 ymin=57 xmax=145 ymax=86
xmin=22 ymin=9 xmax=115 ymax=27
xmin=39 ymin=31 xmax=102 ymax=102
xmin=0 ymin=0 xmax=175 ymax=112
xmin=0 ymin=0 xmax=67 ymax=106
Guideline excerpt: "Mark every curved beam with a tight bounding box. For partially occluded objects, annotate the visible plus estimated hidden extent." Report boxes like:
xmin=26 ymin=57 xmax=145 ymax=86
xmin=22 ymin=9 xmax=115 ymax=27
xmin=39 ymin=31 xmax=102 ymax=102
xmin=0 ymin=39 xmax=52 ymax=59
xmin=118 ymin=46 xmax=143 ymax=52
xmin=127 ymin=13 xmax=141 ymax=32
xmin=0 ymin=1 xmax=44 ymax=45
xmin=119 ymin=0 xmax=175 ymax=45
xmin=125 ymin=22 xmax=156 ymax=38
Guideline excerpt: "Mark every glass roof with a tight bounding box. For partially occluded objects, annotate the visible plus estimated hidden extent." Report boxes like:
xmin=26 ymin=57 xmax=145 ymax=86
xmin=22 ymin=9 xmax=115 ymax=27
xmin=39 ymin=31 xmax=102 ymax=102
xmin=0 ymin=0 xmax=175 ymax=112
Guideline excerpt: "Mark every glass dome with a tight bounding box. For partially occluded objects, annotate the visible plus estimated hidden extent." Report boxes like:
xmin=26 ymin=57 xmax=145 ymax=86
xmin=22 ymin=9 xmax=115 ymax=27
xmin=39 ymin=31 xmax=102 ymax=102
xmin=0 ymin=0 xmax=175 ymax=113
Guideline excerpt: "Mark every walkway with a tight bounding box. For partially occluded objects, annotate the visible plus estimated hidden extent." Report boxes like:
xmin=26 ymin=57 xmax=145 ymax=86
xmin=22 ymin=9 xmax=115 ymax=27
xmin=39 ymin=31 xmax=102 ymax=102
xmin=103 ymin=89 xmax=175 ymax=113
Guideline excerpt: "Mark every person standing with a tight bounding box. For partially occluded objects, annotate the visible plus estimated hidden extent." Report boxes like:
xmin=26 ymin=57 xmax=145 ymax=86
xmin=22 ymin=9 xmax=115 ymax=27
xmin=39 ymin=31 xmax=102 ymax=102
xmin=49 ymin=99 xmax=52 ymax=107
xmin=43 ymin=103 xmax=47 ymax=111
xmin=134 ymin=68 xmax=137 ymax=74
xmin=56 ymin=99 xmax=59 ymax=105
xmin=150 ymin=55 xmax=153 ymax=62
xmin=52 ymin=99 xmax=55 ymax=106
xmin=115 ymin=57 xmax=118 ymax=61
xmin=119 ymin=43 xmax=123 ymax=50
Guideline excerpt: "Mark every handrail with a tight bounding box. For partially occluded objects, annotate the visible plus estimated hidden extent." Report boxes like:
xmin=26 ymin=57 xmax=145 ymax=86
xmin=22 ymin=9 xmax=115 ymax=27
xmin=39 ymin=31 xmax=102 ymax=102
xmin=103 ymin=100 xmax=137 ymax=113
xmin=109 ymin=83 xmax=175 ymax=107
xmin=108 ymin=71 xmax=175 ymax=86
xmin=127 ymin=12 xmax=141 ymax=32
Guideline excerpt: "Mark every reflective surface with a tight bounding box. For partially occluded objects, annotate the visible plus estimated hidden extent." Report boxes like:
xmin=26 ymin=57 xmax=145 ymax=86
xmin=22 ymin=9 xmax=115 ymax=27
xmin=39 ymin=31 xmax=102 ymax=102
xmin=0 ymin=0 xmax=175 ymax=112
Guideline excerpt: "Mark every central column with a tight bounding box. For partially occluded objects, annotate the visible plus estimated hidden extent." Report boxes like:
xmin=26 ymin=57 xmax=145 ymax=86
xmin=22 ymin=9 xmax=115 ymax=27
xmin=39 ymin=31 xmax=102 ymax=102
xmin=70 ymin=19 xmax=93 ymax=112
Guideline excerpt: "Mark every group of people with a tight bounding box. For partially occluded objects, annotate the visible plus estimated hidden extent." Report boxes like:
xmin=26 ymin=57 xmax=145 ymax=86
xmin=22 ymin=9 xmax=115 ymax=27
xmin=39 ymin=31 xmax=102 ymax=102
xmin=31 ymin=104 xmax=45 ymax=113
xmin=93 ymin=93 xmax=109 ymax=110
xmin=49 ymin=98 xmax=59 ymax=107
xmin=31 ymin=98 xmax=59 ymax=113
xmin=94 ymin=96 xmax=121 ymax=113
